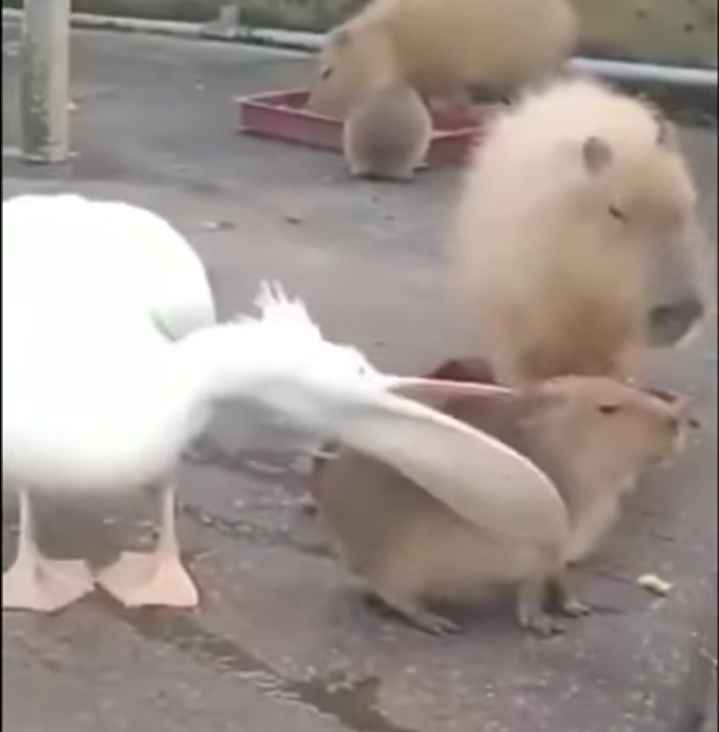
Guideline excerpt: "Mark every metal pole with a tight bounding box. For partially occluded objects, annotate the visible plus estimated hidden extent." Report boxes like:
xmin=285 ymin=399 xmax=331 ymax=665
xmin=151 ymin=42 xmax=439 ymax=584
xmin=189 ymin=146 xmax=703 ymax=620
xmin=20 ymin=0 xmax=71 ymax=163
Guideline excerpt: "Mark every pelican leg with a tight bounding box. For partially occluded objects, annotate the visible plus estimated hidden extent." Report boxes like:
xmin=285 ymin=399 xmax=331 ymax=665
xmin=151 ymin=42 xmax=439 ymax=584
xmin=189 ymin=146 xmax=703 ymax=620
xmin=3 ymin=487 xmax=94 ymax=612
xmin=96 ymin=482 xmax=199 ymax=608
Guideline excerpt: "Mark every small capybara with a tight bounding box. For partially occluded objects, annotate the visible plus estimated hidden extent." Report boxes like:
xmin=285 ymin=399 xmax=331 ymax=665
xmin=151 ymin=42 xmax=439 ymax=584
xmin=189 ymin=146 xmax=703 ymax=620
xmin=342 ymin=85 xmax=432 ymax=180
xmin=306 ymin=0 xmax=578 ymax=119
xmin=448 ymin=78 xmax=707 ymax=386
xmin=312 ymin=376 xmax=692 ymax=635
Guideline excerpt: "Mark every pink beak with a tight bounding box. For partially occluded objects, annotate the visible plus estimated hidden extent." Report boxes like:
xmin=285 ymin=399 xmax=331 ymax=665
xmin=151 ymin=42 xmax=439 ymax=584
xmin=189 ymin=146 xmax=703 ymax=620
xmin=383 ymin=376 xmax=512 ymax=405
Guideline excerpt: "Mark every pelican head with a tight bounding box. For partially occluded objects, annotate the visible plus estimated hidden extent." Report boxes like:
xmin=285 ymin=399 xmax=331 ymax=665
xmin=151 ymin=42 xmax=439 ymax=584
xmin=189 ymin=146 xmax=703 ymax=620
xmin=228 ymin=280 xmax=511 ymax=440
xmin=225 ymin=280 xmax=387 ymax=424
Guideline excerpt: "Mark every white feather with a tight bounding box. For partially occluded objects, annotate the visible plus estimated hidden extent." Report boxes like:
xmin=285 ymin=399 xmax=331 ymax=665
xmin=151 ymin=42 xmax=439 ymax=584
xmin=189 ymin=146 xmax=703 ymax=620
xmin=2 ymin=193 xmax=565 ymax=603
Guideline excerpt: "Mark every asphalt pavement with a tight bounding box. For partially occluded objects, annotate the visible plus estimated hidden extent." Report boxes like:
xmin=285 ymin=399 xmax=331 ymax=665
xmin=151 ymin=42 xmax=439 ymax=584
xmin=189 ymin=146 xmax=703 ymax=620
xmin=2 ymin=20 xmax=717 ymax=732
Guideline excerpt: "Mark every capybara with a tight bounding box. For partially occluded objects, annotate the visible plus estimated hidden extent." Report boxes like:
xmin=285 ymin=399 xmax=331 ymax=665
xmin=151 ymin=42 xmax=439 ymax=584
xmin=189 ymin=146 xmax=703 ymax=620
xmin=342 ymin=85 xmax=432 ymax=180
xmin=306 ymin=0 xmax=578 ymax=119
xmin=448 ymin=78 xmax=707 ymax=386
xmin=312 ymin=376 xmax=691 ymax=635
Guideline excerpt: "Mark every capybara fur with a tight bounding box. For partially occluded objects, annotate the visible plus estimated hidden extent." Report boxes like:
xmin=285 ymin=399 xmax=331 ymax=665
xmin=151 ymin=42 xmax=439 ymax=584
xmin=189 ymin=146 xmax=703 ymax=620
xmin=312 ymin=376 xmax=691 ymax=635
xmin=448 ymin=78 xmax=707 ymax=386
xmin=342 ymin=85 xmax=432 ymax=181
xmin=306 ymin=0 xmax=578 ymax=119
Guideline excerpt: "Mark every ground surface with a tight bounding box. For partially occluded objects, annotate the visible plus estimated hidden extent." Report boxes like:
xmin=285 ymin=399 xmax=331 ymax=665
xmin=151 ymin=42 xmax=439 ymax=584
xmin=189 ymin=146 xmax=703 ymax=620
xmin=2 ymin=21 xmax=718 ymax=732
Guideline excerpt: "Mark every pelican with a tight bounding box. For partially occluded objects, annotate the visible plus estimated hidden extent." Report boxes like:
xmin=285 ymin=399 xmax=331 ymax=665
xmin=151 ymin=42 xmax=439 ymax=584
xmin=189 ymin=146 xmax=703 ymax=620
xmin=2 ymin=193 xmax=549 ymax=613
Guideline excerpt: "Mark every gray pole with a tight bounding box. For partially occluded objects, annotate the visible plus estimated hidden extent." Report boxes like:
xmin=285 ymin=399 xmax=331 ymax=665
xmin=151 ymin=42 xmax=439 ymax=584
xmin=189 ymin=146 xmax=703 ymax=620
xmin=20 ymin=0 xmax=71 ymax=163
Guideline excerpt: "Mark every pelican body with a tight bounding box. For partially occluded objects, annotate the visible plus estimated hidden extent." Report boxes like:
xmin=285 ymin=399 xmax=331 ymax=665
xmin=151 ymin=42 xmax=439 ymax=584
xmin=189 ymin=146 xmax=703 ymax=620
xmin=3 ymin=193 xmax=554 ymax=615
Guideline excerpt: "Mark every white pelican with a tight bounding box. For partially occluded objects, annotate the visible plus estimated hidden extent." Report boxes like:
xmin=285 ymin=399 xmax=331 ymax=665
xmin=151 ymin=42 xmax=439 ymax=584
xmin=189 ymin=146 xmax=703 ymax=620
xmin=2 ymin=193 xmax=548 ymax=613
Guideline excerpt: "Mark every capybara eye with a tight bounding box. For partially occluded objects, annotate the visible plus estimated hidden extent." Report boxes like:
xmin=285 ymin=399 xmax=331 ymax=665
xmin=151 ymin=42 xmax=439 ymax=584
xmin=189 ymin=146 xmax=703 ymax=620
xmin=608 ymin=205 xmax=626 ymax=221
xmin=598 ymin=404 xmax=620 ymax=415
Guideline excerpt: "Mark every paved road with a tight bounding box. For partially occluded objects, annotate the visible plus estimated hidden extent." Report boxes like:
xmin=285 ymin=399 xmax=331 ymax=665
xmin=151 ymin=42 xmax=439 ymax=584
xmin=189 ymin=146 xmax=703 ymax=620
xmin=2 ymin=21 xmax=717 ymax=732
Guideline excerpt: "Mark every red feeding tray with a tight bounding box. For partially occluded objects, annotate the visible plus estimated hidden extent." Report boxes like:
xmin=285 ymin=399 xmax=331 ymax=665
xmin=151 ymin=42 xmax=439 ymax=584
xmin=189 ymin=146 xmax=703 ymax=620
xmin=238 ymin=88 xmax=497 ymax=167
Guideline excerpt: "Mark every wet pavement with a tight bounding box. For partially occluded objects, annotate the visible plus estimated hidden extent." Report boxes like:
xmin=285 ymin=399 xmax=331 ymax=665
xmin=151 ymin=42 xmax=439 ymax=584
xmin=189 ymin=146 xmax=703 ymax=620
xmin=2 ymin=20 xmax=718 ymax=732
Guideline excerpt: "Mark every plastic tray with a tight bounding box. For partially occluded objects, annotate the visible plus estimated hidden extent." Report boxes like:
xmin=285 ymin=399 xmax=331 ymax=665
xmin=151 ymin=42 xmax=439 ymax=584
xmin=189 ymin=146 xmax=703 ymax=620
xmin=238 ymin=88 xmax=495 ymax=167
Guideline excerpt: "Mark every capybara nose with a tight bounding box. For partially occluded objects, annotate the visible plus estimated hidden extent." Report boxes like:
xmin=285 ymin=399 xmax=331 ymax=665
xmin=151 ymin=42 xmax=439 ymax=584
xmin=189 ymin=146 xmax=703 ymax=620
xmin=648 ymin=297 xmax=705 ymax=347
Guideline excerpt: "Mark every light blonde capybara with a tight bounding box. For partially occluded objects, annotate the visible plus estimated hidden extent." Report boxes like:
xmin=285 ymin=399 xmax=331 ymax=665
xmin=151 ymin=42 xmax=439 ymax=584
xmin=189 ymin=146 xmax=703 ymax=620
xmin=448 ymin=78 xmax=707 ymax=387
xmin=305 ymin=0 xmax=578 ymax=119
xmin=342 ymin=85 xmax=432 ymax=181
xmin=311 ymin=376 xmax=693 ymax=635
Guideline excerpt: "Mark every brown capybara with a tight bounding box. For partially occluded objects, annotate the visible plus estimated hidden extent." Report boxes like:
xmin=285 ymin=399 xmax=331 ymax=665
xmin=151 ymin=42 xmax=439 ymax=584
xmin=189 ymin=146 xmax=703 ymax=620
xmin=448 ymin=78 xmax=708 ymax=387
xmin=306 ymin=0 xmax=578 ymax=120
xmin=342 ymin=85 xmax=432 ymax=181
xmin=445 ymin=376 xmax=692 ymax=565
xmin=312 ymin=376 xmax=692 ymax=635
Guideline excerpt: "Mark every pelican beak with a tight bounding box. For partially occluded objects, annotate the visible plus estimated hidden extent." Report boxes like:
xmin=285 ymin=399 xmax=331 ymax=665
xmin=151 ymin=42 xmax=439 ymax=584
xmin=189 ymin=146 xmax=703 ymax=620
xmin=380 ymin=375 xmax=513 ymax=405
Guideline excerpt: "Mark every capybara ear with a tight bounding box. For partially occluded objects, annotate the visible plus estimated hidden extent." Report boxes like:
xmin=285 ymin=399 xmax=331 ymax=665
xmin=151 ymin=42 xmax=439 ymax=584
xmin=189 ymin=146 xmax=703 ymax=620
xmin=582 ymin=135 xmax=613 ymax=174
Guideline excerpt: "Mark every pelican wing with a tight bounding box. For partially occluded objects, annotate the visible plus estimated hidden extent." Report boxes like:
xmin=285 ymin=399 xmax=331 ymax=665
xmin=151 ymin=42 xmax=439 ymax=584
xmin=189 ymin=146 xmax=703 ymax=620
xmin=326 ymin=383 xmax=568 ymax=548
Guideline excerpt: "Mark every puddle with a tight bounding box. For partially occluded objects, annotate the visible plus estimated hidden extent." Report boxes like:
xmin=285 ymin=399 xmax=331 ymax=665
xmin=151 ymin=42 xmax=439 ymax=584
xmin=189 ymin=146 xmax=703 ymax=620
xmin=98 ymin=597 xmax=416 ymax=732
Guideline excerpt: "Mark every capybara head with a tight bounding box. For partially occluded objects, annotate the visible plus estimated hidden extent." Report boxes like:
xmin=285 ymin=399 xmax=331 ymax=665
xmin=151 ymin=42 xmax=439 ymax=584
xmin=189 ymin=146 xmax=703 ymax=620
xmin=306 ymin=22 xmax=400 ymax=119
xmin=453 ymin=79 xmax=709 ymax=366
xmin=515 ymin=375 xmax=693 ymax=477
xmin=552 ymin=80 xmax=705 ymax=345
xmin=570 ymin=116 xmax=706 ymax=347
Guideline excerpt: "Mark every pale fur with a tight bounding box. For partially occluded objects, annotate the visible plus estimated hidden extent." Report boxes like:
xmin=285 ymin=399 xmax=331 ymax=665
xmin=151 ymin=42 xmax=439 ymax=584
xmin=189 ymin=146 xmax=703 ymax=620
xmin=313 ymin=376 xmax=689 ymax=633
xmin=448 ymin=78 xmax=703 ymax=386
xmin=306 ymin=0 xmax=578 ymax=119
xmin=342 ymin=85 xmax=432 ymax=180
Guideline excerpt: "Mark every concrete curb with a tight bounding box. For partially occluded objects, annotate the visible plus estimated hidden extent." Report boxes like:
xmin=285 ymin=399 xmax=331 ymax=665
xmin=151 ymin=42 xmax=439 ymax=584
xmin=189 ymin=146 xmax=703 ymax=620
xmin=3 ymin=7 xmax=717 ymax=89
